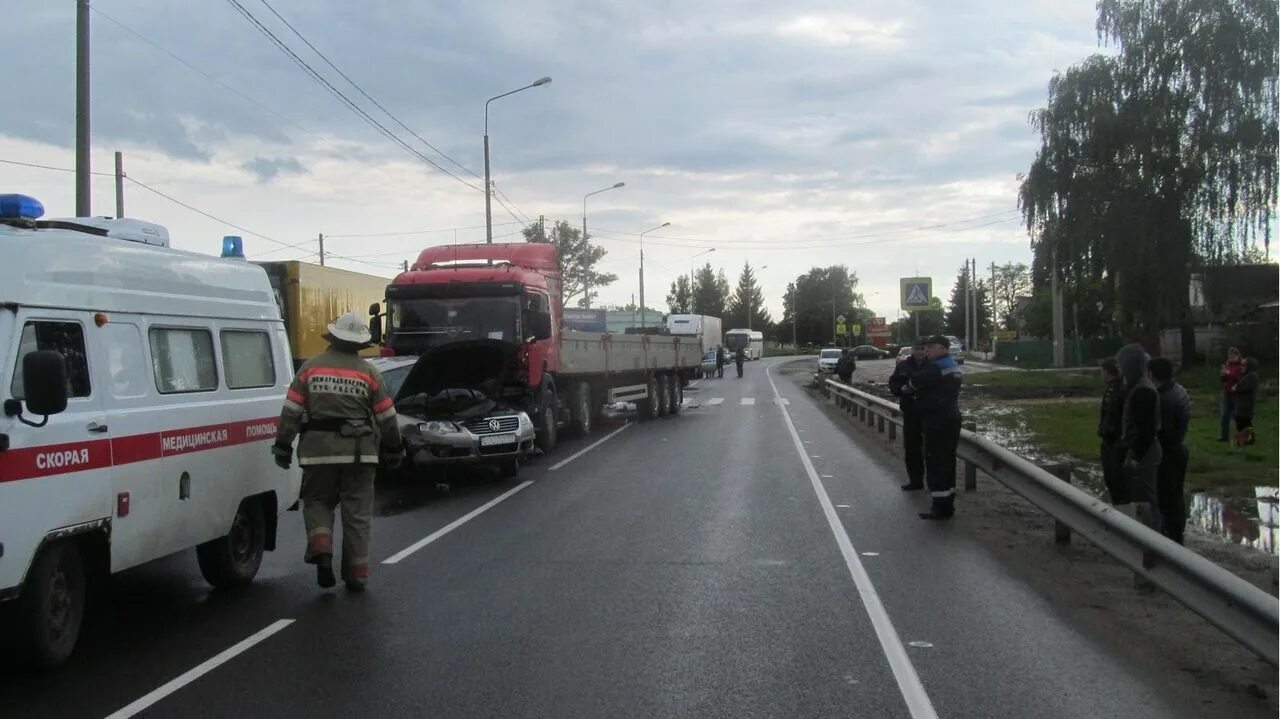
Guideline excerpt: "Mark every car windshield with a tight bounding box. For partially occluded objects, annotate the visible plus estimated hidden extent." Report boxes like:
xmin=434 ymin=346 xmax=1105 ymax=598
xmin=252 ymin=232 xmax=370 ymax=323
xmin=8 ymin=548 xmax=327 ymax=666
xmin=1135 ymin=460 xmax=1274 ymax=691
xmin=820 ymin=350 xmax=842 ymax=359
xmin=703 ymin=351 xmax=717 ymax=361
xmin=380 ymin=365 xmax=411 ymax=398
xmin=389 ymin=297 xmax=519 ymax=348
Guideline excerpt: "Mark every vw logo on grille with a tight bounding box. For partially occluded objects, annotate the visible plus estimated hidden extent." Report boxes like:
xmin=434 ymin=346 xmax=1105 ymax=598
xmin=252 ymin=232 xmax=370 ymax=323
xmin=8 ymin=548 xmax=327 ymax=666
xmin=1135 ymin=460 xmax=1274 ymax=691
xmin=488 ymin=419 xmax=502 ymax=432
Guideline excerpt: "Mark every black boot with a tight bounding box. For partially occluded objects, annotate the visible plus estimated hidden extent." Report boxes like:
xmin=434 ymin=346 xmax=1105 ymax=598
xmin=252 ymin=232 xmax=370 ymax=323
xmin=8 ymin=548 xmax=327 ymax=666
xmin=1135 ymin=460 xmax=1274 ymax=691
xmin=315 ymin=554 xmax=336 ymax=588
xmin=919 ymin=496 xmax=955 ymax=520
xmin=900 ymin=481 xmax=924 ymax=491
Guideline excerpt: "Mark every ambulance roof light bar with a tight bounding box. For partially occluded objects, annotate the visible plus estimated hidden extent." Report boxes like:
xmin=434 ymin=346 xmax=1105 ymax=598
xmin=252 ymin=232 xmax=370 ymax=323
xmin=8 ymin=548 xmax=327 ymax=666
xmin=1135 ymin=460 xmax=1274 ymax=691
xmin=0 ymin=194 xmax=46 ymax=220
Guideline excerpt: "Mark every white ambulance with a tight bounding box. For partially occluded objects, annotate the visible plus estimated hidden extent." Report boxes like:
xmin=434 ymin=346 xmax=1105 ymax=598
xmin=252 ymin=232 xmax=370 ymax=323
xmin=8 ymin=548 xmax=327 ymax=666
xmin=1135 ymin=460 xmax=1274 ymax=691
xmin=0 ymin=194 xmax=302 ymax=668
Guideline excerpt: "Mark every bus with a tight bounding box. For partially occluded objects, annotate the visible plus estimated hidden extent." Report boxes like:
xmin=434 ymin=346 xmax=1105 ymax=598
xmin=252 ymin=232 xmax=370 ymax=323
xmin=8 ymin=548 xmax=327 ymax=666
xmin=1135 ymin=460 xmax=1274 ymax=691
xmin=724 ymin=328 xmax=764 ymax=360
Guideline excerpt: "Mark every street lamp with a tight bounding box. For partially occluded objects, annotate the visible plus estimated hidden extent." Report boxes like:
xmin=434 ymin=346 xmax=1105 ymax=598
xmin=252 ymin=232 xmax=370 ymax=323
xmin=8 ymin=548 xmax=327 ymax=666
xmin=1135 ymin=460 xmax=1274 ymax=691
xmin=484 ymin=76 xmax=552 ymax=243
xmin=582 ymin=181 xmax=625 ymax=307
xmin=688 ymin=248 xmax=716 ymax=310
xmin=638 ymin=222 xmax=670 ymax=328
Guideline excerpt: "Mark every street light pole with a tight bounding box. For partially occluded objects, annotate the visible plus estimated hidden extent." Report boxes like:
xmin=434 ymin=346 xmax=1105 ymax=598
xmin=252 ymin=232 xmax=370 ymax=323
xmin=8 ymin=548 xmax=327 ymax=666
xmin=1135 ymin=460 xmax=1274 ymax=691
xmin=582 ymin=181 xmax=625 ymax=307
xmin=638 ymin=222 xmax=670 ymax=328
xmin=484 ymin=76 xmax=551 ymax=243
xmin=75 ymin=0 xmax=91 ymax=217
xmin=688 ymin=248 xmax=715 ymax=313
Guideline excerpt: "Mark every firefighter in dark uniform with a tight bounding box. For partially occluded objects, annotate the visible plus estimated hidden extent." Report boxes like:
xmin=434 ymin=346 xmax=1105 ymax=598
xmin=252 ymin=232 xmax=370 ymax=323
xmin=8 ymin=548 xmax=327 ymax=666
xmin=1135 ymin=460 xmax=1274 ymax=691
xmin=910 ymin=335 xmax=963 ymax=519
xmin=888 ymin=337 xmax=929 ymax=491
xmin=273 ymin=311 xmax=403 ymax=591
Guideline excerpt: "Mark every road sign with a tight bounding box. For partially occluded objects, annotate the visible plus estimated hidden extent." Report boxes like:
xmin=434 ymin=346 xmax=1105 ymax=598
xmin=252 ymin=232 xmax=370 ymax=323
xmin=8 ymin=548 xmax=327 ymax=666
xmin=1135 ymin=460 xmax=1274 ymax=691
xmin=900 ymin=277 xmax=932 ymax=311
xmin=851 ymin=324 xmax=862 ymax=336
xmin=995 ymin=329 xmax=1018 ymax=341
xmin=836 ymin=323 xmax=848 ymax=336
xmin=868 ymin=317 xmax=886 ymax=328
xmin=836 ymin=314 xmax=847 ymax=324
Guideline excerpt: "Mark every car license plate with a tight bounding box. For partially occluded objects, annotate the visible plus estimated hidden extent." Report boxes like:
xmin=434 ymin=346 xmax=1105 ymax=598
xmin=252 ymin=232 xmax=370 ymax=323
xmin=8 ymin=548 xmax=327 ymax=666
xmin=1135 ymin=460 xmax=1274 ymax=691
xmin=479 ymin=433 xmax=516 ymax=447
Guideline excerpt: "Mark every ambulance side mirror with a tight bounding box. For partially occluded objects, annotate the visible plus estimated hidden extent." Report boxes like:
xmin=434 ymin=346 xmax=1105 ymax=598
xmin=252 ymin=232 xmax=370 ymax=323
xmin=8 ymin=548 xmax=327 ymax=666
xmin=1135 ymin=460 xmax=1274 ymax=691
xmin=4 ymin=351 xmax=68 ymax=428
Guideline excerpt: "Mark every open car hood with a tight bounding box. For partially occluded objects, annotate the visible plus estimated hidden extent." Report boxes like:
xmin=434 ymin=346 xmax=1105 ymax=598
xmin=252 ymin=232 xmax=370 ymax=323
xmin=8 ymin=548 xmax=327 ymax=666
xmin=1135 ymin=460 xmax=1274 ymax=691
xmin=394 ymin=339 xmax=518 ymax=420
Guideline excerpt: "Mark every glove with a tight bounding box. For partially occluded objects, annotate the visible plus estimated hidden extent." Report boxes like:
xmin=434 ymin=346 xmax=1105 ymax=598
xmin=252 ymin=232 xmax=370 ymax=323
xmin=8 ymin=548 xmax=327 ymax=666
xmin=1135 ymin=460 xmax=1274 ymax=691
xmin=382 ymin=448 xmax=404 ymax=470
xmin=272 ymin=442 xmax=292 ymax=470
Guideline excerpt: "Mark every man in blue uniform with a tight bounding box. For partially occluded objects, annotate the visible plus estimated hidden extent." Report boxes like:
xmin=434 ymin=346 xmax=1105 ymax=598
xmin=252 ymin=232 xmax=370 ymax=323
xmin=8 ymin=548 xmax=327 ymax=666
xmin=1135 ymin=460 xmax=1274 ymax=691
xmin=888 ymin=337 xmax=928 ymax=491
xmin=910 ymin=335 xmax=963 ymax=520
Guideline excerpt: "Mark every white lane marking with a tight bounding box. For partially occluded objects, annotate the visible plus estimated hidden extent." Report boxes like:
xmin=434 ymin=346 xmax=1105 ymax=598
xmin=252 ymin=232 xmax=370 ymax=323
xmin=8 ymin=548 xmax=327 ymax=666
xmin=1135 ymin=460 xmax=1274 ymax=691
xmin=383 ymin=481 xmax=535 ymax=564
xmin=862 ymin=552 xmax=880 ymax=556
xmin=908 ymin=641 xmax=934 ymax=649
xmin=837 ymin=504 xmax=851 ymax=508
xmin=776 ymin=397 xmax=791 ymax=406
xmin=741 ymin=397 xmax=756 ymax=405
xmin=104 ymin=619 xmax=295 ymax=719
xmin=707 ymin=397 xmax=725 ymax=406
xmin=765 ymin=363 xmax=937 ymax=719
xmin=548 ymin=422 xmax=632 ymax=471
xmin=810 ymin=455 xmax=821 ymax=458
xmin=821 ymin=474 xmax=834 ymax=478
xmin=688 ymin=379 xmax=701 ymax=388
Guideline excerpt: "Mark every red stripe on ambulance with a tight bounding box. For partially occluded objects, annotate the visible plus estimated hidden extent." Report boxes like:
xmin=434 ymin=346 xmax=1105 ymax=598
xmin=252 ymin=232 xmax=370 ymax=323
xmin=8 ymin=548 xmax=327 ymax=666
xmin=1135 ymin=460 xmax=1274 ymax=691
xmin=0 ymin=417 xmax=280 ymax=484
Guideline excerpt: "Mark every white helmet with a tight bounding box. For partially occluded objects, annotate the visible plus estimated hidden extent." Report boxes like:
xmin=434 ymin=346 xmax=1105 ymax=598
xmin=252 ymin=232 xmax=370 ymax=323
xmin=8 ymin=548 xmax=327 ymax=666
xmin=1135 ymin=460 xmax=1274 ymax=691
xmin=326 ymin=311 xmax=372 ymax=345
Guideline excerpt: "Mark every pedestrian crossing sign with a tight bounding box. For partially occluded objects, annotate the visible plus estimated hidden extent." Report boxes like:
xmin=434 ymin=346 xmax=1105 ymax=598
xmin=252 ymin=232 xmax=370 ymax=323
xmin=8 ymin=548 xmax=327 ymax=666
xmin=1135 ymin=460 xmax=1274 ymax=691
xmin=836 ymin=323 xmax=848 ymax=335
xmin=900 ymin=277 xmax=932 ymax=311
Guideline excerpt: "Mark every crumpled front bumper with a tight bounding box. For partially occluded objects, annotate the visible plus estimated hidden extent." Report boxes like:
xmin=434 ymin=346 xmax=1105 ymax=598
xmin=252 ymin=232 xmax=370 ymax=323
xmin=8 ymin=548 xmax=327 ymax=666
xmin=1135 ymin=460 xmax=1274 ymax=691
xmin=400 ymin=418 xmax=535 ymax=467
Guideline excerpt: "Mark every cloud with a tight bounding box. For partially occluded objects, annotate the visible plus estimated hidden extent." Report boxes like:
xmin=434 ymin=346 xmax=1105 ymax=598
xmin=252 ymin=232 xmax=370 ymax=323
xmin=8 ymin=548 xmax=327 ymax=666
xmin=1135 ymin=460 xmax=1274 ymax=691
xmin=241 ymin=156 xmax=307 ymax=183
xmin=775 ymin=14 xmax=906 ymax=50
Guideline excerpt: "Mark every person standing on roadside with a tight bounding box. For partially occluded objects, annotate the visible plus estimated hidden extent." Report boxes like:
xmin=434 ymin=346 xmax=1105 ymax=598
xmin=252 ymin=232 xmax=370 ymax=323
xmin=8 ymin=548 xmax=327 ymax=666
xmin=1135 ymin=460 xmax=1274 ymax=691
xmin=889 ymin=337 xmax=929 ymax=491
xmin=910 ymin=335 xmax=963 ymax=520
xmin=1097 ymin=358 xmax=1128 ymax=505
xmin=715 ymin=345 xmax=726 ymax=379
xmin=1149 ymin=358 xmax=1190 ymax=544
xmin=1232 ymin=357 xmax=1259 ymax=445
xmin=836 ymin=348 xmax=856 ymax=384
xmin=1115 ymin=343 xmax=1162 ymax=533
xmin=273 ymin=311 xmax=403 ymax=592
xmin=1218 ymin=347 xmax=1245 ymax=442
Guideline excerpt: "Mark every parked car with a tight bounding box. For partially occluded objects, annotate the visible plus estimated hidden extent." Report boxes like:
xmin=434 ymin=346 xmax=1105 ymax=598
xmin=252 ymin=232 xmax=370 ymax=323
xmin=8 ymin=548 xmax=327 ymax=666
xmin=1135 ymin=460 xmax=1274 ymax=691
xmin=851 ymin=344 xmax=891 ymax=360
xmin=944 ymin=335 xmax=966 ymax=364
xmin=700 ymin=350 xmax=719 ymax=376
xmin=817 ymin=348 xmax=842 ymax=373
xmin=370 ymin=350 xmax=536 ymax=479
xmin=898 ymin=346 xmax=913 ymax=359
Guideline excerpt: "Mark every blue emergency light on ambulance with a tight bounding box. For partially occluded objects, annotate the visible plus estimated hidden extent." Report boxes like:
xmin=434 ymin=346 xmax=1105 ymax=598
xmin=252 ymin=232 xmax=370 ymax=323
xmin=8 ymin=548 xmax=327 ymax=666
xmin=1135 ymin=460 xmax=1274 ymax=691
xmin=221 ymin=235 xmax=245 ymax=259
xmin=0 ymin=194 xmax=45 ymax=220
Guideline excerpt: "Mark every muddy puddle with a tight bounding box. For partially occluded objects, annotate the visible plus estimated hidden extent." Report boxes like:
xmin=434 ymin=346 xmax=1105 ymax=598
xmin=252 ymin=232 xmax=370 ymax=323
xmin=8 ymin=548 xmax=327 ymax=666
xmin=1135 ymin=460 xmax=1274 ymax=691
xmin=963 ymin=397 xmax=1279 ymax=556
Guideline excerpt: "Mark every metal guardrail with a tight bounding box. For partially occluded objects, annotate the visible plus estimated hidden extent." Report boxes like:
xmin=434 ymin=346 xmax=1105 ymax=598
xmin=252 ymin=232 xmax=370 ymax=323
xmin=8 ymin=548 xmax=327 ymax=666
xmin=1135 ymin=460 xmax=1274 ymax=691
xmin=819 ymin=377 xmax=1279 ymax=666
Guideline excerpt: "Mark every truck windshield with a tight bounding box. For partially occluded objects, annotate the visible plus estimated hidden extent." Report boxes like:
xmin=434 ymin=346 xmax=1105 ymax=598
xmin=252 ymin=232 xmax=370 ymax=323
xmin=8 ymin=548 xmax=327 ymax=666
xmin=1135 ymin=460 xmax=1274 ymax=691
xmin=725 ymin=333 xmax=748 ymax=350
xmin=389 ymin=297 xmax=519 ymax=348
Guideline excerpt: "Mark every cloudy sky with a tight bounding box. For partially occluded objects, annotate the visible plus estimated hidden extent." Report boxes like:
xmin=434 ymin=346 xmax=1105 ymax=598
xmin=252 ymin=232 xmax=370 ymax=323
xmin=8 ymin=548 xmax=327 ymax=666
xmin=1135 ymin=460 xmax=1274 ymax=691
xmin=3 ymin=0 xmax=1104 ymax=321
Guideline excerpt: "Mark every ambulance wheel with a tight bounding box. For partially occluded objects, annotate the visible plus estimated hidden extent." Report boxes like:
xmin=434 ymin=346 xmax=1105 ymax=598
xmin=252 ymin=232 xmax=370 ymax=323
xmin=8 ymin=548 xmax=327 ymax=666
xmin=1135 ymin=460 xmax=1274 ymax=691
xmin=197 ymin=498 xmax=265 ymax=589
xmin=20 ymin=541 xmax=85 ymax=668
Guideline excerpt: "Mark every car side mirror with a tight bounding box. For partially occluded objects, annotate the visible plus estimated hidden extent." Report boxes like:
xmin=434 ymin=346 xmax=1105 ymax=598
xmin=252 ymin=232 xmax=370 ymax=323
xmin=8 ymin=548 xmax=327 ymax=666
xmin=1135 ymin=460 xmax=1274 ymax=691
xmin=5 ymin=351 xmax=68 ymax=427
xmin=369 ymin=314 xmax=384 ymax=346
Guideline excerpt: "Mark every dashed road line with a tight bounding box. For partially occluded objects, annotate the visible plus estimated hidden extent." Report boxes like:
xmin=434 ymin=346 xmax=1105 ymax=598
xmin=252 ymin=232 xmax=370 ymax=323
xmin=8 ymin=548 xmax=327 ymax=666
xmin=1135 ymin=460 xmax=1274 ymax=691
xmin=707 ymin=397 xmax=725 ymax=406
xmin=741 ymin=397 xmax=756 ymax=406
xmin=383 ymin=481 xmax=536 ymax=564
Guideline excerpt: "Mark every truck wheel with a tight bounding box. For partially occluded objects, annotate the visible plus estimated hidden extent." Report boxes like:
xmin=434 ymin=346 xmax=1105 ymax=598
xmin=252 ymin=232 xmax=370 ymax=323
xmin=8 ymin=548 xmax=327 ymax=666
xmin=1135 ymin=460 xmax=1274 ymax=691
xmin=570 ymin=382 xmax=593 ymax=437
xmin=640 ymin=376 xmax=661 ymax=421
xmin=535 ymin=383 xmax=558 ymax=454
xmin=668 ymin=378 xmax=682 ymax=415
xmin=197 ymin=498 xmax=265 ymax=589
xmin=499 ymin=457 xmax=519 ymax=479
xmin=656 ymin=375 xmax=671 ymax=416
xmin=19 ymin=541 xmax=86 ymax=668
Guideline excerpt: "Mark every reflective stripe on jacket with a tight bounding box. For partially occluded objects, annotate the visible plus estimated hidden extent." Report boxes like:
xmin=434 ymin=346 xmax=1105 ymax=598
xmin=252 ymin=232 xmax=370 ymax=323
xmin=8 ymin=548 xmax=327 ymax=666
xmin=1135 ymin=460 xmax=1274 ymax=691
xmin=276 ymin=347 xmax=402 ymax=466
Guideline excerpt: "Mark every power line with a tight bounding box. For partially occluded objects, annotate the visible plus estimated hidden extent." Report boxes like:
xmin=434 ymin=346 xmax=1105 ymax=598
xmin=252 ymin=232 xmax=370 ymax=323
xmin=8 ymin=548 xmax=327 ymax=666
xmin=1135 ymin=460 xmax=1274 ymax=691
xmin=251 ymin=0 xmax=483 ymax=182
xmin=492 ymin=182 xmax=533 ymax=224
xmin=0 ymin=157 xmax=314 ymax=255
xmin=222 ymin=0 xmax=483 ymax=193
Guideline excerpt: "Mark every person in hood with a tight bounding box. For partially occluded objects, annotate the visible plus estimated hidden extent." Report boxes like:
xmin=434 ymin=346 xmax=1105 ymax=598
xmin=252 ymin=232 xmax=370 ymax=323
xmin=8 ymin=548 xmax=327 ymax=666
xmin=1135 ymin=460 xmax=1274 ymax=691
xmin=836 ymin=348 xmax=856 ymax=383
xmin=1218 ymin=347 xmax=1244 ymax=441
xmin=1149 ymin=357 xmax=1190 ymax=543
xmin=1096 ymin=358 xmax=1127 ymax=505
xmin=274 ymin=311 xmax=403 ymax=591
xmin=1232 ymin=357 xmax=1260 ymax=445
xmin=1115 ymin=343 xmax=1162 ymax=533
xmin=909 ymin=335 xmax=963 ymax=519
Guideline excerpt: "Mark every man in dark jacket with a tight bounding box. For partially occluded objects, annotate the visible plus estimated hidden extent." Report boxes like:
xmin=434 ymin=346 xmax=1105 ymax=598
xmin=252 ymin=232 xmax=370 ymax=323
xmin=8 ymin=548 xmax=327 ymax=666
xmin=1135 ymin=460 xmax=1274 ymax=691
xmin=910 ymin=335 xmax=963 ymax=519
xmin=1232 ymin=357 xmax=1260 ymax=444
xmin=1149 ymin=358 xmax=1190 ymax=543
xmin=1116 ymin=343 xmax=1162 ymax=533
xmin=836 ymin=349 xmax=856 ymax=383
xmin=1097 ymin=358 xmax=1127 ymax=505
xmin=889 ymin=337 xmax=928 ymax=491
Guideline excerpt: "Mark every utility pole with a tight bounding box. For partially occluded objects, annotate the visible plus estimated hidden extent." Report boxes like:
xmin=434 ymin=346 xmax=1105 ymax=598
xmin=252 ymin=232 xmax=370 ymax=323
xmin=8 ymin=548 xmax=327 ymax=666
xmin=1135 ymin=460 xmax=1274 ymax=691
xmin=791 ymin=285 xmax=797 ymax=347
xmin=318 ymin=233 xmax=325 ymax=266
xmin=401 ymin=260 xmax=409 ymax=273
xmin=1051 ymin=246 xmax=1065 ymax=367
xmin=114 ymin=151 xmax=124 ymax=218
xmin=75 ymin=0 xmax=91 ymax=217
xmin=991 ymin=261 xmax=998 ymax=358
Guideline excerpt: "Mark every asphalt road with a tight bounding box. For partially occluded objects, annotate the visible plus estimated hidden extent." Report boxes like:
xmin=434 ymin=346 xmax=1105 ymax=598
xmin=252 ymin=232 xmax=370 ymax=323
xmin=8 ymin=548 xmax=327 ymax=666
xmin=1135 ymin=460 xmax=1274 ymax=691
xmin=0 ymin=357 xmax=1215 ymax=718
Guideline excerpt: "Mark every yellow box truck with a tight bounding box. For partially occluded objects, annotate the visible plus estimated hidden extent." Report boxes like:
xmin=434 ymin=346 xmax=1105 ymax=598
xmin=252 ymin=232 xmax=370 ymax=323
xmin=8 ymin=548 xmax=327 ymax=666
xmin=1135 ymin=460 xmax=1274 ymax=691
xmin=256 ymin=261 xmax=390 ymax=367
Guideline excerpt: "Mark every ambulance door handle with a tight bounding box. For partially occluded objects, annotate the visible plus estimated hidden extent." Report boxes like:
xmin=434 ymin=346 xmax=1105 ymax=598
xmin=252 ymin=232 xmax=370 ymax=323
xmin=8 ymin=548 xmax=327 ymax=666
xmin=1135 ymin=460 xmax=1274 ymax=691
xmin=86 ymin=422 xmax=109 ymax=434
